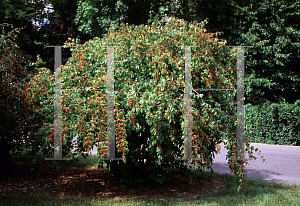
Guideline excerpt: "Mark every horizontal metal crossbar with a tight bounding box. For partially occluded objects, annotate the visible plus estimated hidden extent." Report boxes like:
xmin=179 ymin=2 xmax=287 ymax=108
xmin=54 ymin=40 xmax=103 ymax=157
xmin=55 ymin=88 xmax=238 ymax=91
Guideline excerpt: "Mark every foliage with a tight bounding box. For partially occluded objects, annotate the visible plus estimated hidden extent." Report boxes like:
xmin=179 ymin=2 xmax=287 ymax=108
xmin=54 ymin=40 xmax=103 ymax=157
xmin=1 ymin=0 xmax=297 ymax=193
xmin=245 ymin=100 xmax=300 ymax=146
xmin=74 ymin=0 xmax=171 ymax=37
xmin=3 ymin=0 xmax=299 ymax=105
xmin=73 ymin=0 xmax=300 ymax=107
xmin=211 ymin=0 xmax=300 ymax=141
xmin=0 ymin=0 xmax=41 ymax=75
xmin=23 ymin=0 xmax=95 ymax=74
xmin=156 ymin=0 xmax=300 ymax=138
xmin=0 ymin=24 xmax=35 ymax=170
xmin=1 ymin=0 xmax=95 ymax=76
xmin=148 ymin=0 xmax=300 ymax=106
xmin=202 ymin=0 xmax=300 ymax=105
xmin=21 ymin=16 xmax=264 ymax=193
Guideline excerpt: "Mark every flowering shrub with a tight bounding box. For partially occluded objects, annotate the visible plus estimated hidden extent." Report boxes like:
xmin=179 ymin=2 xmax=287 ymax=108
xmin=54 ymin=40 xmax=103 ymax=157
xmin=22 ymin=16 xmax=264 ymax=192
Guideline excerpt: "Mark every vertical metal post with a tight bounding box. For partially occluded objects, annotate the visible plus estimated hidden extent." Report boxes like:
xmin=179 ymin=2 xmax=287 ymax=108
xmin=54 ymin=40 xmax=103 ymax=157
xmin=184 ymin=46 xmax=192 ymax=162
xmin=175 ymin=45 xmax=198 ymax=163
xmin=45 ymin=46 xmax=70 ymax=160
xmin=229 ymin=45 xmax=253 ymax=161
xmin=236 ymin=46 xmax=245 ymax=161
xmin=103 ymin=46 xmax=122 ymax=160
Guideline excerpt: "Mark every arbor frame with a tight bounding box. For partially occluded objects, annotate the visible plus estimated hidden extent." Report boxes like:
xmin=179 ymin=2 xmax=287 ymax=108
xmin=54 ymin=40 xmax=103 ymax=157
xmin=45 ymin=44 xmax=253 ymax=163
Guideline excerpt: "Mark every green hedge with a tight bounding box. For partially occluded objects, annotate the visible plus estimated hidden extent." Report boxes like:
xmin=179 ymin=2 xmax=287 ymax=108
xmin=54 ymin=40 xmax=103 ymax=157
xmin=244 ymin=99 xmax=300 ymax=146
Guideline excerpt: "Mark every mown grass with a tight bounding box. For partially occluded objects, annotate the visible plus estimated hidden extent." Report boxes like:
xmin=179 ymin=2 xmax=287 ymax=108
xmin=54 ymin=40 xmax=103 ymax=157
xmin=1 ymin=147 xmax=300 ymax=206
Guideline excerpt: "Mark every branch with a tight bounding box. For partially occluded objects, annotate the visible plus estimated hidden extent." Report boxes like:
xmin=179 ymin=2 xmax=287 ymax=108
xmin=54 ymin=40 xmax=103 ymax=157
xmin=48 ymin=94 xmax=55 ymax=106
xmin=0 ymin=23 xmax=9 ymax=27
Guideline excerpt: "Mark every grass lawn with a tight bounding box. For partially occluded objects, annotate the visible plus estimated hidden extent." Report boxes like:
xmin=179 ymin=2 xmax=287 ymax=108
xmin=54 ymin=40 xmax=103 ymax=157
xmin=0 ymin=147 xmax=300 ymax=206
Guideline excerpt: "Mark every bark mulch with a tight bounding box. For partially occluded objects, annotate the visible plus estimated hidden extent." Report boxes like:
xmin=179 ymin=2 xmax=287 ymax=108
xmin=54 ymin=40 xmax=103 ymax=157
xmin=0 ymin=157 xmax=226 ymax=203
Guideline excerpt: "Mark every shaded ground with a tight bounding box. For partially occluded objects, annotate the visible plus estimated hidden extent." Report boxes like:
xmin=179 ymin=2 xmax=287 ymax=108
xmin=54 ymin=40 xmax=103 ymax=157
xmin=0 ymin=157 xmax=226 ymax=203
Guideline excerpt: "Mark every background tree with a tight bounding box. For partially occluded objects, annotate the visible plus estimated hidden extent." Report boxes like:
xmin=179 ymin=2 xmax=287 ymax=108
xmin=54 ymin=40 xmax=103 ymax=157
xmin=0 ymin=0 xmax=39 ymax=75
xmin=74 ymin=0 xmax=167 ymax=37
xmin=21 ymin=0 xmax=94 ymax=74
xmin=213 ymin=0 xmax=300 ymax=106
xmin=0 ymin=24 xmax=34 ymax=172
xmin=1 ymin=0 xmax=94 ymax=74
